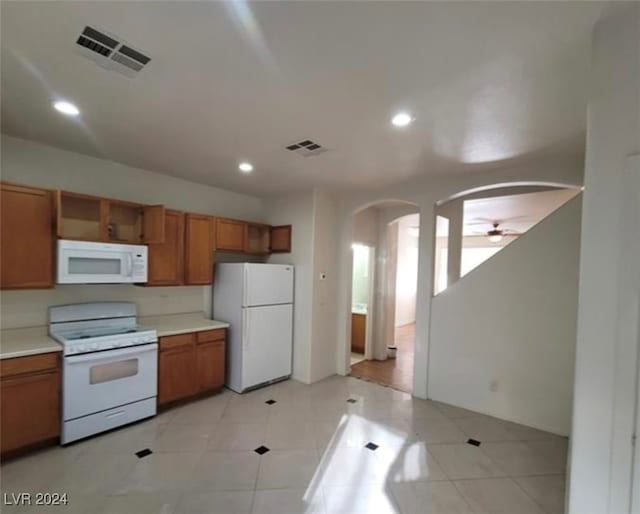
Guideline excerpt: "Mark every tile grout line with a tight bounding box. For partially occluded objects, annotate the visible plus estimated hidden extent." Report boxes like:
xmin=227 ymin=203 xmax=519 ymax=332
xmin=509 ymin=475 xmax=557 ymax=514
xmin=450 ymin=478 xmax=483 ymax=514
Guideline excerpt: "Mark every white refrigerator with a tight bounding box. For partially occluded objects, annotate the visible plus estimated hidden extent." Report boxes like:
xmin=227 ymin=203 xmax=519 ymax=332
xmin=213 ymin=263 xmax=294 ymax=393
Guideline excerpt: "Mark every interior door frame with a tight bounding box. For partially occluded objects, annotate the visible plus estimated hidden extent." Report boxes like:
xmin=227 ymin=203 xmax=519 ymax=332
xmin=610 ymin=154 xmax=640 ymax=514
xmin=632 ymin=296 xmax=640 ymax=514
xmin=364 ymin=245 xmax=376 ymax=361
xmin=628 ymin=154 xmax=640 ymax=514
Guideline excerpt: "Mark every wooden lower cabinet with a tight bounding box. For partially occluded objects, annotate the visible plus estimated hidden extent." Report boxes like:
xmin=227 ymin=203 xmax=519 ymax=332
xmin=351 ymin=313 xmax=366 ymax=353
xmin=197 ymin=341 xmax=225 ymax=392
xmin=158 ymin=343 xmax=198 ymax=405
xmin=0 ymin=353 xmax=61 ymax=454
xmin=158 ymin=329 xmax=226 ymax=406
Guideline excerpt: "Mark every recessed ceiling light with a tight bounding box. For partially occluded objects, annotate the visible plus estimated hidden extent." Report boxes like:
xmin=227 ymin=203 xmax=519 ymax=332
xmin=53 ymin=100 xmax=80 ymax=116
xmin=238 ymin=162 xmax=254 ymax=173
xmin=391 ymin=112 xmax=414 ymax=128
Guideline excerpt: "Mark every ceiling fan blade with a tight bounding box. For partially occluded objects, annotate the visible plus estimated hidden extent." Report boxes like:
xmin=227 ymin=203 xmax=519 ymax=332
xmin=500 ymin=215 xmax=529 ymax=222
xmin=468 ymin=217 xmax=497 ymax=223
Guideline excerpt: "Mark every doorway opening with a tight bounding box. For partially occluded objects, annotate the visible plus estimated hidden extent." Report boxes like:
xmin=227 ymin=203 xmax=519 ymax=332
xmin=350 ymin=243 xmax=374 ymax=366
xmin=348 ymin=209 xmax=419 ymax=393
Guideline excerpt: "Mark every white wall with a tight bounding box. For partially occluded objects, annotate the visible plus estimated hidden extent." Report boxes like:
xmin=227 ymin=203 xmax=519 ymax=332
xmin=0 ymin=135 xmax=264 ymax=219
xmin=569 ymin=5 xmax=640 ymax=514
xmin=352 ymin=207 xmax=379 ymax=246
xmin=334 ymin=154 xmax=584 ymax=396
xmin=0 ymin=135 xmax=266 ymax=329
xmin=1 ymin=285 xmax=205 ymax=329
xmin=265 ymin=191 xmax=315 ymax=384
xmin=394 ymin=215 xmax=419 ymax=327
xmin=265 ymin=188 xmax=340 ymax=384
xmin=429 ymin=196 xmax=582 ymax=435
xmin=309 ymin=190 xmax=339 ymax=383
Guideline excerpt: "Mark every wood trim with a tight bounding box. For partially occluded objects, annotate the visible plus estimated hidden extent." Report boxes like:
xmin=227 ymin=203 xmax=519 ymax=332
xmin=210 ymin=216 xmax=218 ymax=251
xmin=54 ymin=189 xmax=63 ymax=239
xmin=99 ymin=199 xmax=110 ymax=241
xmin=0 ymin=183 xmax=52 ymax=195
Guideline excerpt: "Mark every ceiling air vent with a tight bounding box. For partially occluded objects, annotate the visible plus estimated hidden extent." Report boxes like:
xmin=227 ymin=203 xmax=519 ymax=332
xmin=75 ymin=26 xmax=151 ymax=77
xmin=285 ymin=139 xmax=327 ymax=157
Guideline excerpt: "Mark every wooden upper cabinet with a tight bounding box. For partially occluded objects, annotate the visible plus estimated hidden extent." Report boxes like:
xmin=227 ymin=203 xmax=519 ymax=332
xmin=56 ymin=191 xmax=165 ymax=244
xmin=142 ymin=205 xmax=165 ymax=243
xmin=147 ymin=210 xmax=184 ymax=286
xmin=56 ymin=191 xmax=106 ymax=241
xmin=270 ymin=225 xmax=292 ymax=253
xmin=1 ymin=183 xmax=55 ymax=289
xmin=185 ymin=214 xmax=214 ymax=285
xmin=245 ymin=223 xmax=271 ymax=255
xmin=216 ymin=218 xmax=246 ymax=252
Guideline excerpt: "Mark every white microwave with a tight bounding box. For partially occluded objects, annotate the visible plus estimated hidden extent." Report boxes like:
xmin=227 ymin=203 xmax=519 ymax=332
xmin=57 ymin=240 xmax=148 ymax=284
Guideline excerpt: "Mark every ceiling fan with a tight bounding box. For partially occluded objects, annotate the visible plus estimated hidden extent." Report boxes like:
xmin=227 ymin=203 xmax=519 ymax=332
xmin=469 ymin=219 xmax=522 ymax=242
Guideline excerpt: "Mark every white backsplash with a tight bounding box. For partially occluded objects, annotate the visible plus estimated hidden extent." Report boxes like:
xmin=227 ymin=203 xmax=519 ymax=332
xmin=0 ymin=285 xmax=207 ymax=329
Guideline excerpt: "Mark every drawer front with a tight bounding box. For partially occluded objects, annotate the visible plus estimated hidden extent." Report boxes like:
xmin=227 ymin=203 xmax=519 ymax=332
xmin=196 ymin=329 xmax=226 ymax=344
xmin=0 ymin=352 xmax=59 ymax=379
xmin=159 ymin=333 xmax=194 ymax=352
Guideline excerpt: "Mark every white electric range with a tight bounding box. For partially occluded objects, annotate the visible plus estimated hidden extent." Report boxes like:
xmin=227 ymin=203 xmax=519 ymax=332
xmin=49 ymin=302 xmax=158 ymax=444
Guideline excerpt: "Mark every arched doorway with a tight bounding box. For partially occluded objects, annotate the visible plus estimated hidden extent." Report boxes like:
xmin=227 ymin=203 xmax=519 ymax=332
xmin=343 ymin=200 xmax=419 ymax=393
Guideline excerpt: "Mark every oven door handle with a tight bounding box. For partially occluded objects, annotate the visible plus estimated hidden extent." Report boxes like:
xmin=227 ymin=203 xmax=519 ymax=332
xmin=65 ymin=343 xmax=158 ymax=364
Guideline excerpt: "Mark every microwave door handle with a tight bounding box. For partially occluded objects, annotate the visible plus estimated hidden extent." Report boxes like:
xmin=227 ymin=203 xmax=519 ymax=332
xmin=126 ymin=254 xmax=133 ymax=276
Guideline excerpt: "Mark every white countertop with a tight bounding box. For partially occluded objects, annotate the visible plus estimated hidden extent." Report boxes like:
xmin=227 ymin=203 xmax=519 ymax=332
xmin=0 ymin=313 xmax=229 ymax=359
xmin=0 ymin=326 xmax=62 ymax=360
xmin=139 ymin=312 xmax=230 ymax=337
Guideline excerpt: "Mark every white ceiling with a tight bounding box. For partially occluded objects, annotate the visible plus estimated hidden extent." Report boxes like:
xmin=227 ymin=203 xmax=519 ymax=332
xmin=462 ymin=188 xmax=579 ymax=236
xmin=0 ymin=1 xmax=603 ymax=195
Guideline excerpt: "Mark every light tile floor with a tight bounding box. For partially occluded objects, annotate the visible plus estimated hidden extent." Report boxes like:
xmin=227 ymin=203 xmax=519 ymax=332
xmin=350 ymin=353 xmax=366 ymax=366
xmin=0 ymin=376 xmax=568 ymax=514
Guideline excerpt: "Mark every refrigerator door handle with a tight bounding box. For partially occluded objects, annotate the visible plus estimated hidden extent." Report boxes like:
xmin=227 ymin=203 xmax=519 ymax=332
xmin=242 ymin=311 xmax=249 ymax=349
xmin=242 ymin=266 xmax=249 ymax=307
